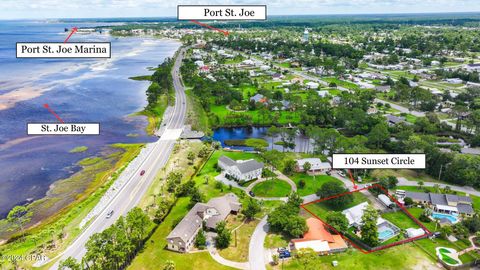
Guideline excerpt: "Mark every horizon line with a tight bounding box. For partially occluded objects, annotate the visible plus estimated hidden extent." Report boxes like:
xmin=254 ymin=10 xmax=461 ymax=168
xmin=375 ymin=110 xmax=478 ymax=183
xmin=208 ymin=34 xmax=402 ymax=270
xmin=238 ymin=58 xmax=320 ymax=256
xmin=2 ymin=10 xmax=480 ymax=21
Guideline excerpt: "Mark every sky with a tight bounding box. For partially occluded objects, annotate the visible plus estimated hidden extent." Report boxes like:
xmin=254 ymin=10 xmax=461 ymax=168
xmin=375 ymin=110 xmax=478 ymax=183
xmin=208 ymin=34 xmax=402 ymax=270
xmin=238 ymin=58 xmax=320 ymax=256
xmin=1 ymin=0 xmax=480 ymax=19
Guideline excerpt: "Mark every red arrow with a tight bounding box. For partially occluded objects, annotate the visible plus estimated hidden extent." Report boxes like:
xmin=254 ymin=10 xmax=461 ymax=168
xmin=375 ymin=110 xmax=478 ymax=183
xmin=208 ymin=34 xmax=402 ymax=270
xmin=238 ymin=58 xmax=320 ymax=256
xmin=348 ymin=169 xmax=358 ymax=190
xmin=190 ymin=20 xmax=229 ymax=36
xmin=43 ymin=104 xmax=65 ymax=123
xmin=64 ymin=27 xmax=78 ymax=43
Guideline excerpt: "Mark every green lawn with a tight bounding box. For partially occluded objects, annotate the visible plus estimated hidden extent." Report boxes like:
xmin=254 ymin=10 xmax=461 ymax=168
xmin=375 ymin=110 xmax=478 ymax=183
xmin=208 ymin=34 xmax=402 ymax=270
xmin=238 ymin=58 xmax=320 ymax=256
xmin=69 ymin=146 xmax=88 ymax=153
xmin=291 ymin=174 xmax=343 ymax=196
xmin=282 ymin=243 xmax=438 ymax=270
xmin=382 ymin=210 xmax=421 ymax=230
xmin=251 ymin=179 xmax=291 ymax=197
xmin=210 ymin=105 xmax=301 ymax=126
xmin=128 ymin=197 xmax=234 ymax=270
xmin=304 ymin=192 xmax=369 ymax=220
xmin=218 ymin=217 xmax=259 ymax=262
xmin=264 ymin=233 xmax=290 ymax=249
xmin=414 ymin=237 xmax=478 ymax=264
xmin=322 ymin=77 xmax=360 ymax=90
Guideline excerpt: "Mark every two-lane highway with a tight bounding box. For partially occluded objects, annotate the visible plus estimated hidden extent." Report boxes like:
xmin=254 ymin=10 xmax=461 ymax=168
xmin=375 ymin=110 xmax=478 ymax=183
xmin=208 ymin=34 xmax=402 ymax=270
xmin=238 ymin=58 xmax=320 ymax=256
xmin=48 ymin=47 xmax=188 ymax=269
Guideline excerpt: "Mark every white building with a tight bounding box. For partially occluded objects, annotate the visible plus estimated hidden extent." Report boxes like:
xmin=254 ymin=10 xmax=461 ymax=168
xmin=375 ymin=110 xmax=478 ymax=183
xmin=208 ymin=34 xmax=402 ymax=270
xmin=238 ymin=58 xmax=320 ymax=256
xmin=295 ymin=158 xmax=331 ymax=173
xmin=444 ymin=78 xmax=463 ymax=84
xmin=218 ymin=156 xmax=264 ymax=181
xmin=317 ymin=90 xmax=330 ymax=97
xmin=306 ymin=81 xmax=319 ymax=89
xmin=378 ymin=194 xmax=394 ymax=208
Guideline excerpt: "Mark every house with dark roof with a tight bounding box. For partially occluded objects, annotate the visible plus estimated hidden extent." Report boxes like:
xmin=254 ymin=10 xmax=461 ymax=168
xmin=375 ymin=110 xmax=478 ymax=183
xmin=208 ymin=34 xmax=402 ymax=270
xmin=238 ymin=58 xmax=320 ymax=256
xmin=405 ymin=191 xmax=474 ymax=216
xmin=250 ymin=93 xmax=268 ymax=104
xmin=385 ymin=114 xmax=408 ymax=126
xmin=166 ymin=193 xmax=241 ymax=253
xmin=218 ymin=156 xmax=264 ymax=181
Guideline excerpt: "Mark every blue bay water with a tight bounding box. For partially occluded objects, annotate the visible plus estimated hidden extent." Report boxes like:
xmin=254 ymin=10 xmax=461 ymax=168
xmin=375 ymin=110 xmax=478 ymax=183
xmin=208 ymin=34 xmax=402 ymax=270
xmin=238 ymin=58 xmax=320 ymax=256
xmin=0 ymin=20 xmax=180 ymax=217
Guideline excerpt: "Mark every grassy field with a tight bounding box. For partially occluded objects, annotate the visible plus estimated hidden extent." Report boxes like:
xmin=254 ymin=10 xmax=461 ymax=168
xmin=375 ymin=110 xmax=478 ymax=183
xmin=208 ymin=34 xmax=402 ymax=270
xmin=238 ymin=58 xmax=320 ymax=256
xmin=264 ymin=233 xmax=290 ymax=249
xmin=251 ymin=179 xmax=292 ymax=197
xmin=210 ymin=105 xmax=301 ymax=126
xmin=381 ymin=208 xmax=427 ymax=231
xmin=135 ymin=94 xmax=169 ymax=135
xmin=414 ymin=237 xmax=478 ymax=264
xmin=322 ymin=77 xmax=360 ymax=90
xmin=304 ymin=192 xmax=369 ymax=220
xmin=138 ymin=140 xmax=205 ymax=210
xmin=128 ymin=197 xmax=234 ymax=270
xmin=69 ymin=146 xmax=88 ymax=153
xmin=218 ymin=216 xmax=259 ymax=262
xmin=278 ymin=243 xmax=438 ymax=270
xmin=291 ymin=174 xmax=343 ymax=196
xmin=185 ymin=89 xmax=210 ymax=135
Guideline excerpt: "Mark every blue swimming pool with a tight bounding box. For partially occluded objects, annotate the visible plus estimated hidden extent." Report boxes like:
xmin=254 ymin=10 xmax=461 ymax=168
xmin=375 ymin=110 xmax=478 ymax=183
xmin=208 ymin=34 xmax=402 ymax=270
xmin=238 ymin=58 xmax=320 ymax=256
xmin=431 ymin=212 xmax=459 ymax=223
xmin=378 ymin=228 xmax=395 ymax=241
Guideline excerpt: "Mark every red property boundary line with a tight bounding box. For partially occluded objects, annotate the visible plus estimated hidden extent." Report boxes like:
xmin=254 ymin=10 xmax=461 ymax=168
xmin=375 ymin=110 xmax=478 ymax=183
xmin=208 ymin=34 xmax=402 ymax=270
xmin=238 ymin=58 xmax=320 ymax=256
xmin=300 ymin=183 xmax=432 ymax=254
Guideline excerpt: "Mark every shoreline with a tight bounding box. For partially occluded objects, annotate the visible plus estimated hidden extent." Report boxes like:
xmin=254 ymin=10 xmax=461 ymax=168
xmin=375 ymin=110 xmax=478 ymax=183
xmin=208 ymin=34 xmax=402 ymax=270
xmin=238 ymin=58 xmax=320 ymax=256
xmin=0 ymin=143 xmax=144 ymax=240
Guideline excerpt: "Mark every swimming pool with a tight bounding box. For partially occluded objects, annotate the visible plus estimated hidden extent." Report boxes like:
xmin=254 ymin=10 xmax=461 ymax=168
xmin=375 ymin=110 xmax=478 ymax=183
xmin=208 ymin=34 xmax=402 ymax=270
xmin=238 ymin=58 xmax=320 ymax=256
xmin=378 ymin=228 xmax=395 ymax=241
xmin=431 ymin=212 xmax=459 ymax=224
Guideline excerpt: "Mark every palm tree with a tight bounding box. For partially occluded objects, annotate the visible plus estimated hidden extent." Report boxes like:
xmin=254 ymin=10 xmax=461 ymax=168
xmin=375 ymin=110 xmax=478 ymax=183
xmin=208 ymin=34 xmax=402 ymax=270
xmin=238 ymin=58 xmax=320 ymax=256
xmin=417 ymin=180 xmax=424 ymax=191
xmin=434 ymin=219 xmax=440 ymax=231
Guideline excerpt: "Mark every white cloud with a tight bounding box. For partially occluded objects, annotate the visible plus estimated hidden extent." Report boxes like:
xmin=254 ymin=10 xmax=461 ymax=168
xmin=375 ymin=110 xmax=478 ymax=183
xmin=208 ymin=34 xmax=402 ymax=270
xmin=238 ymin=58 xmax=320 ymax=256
xmin=0 ymin=0 xmax=479 ymax=19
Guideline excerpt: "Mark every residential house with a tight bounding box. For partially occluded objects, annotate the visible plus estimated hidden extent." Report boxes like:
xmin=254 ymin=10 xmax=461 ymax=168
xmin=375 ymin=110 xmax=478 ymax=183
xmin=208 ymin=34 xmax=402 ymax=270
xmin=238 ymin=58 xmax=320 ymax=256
xmin=291 ymin=218 xmax=347 ymax=254
xmin=250 ymin=94 xmax=268 ymax=104
xmin=375 ymin=85 xmax=391 ymax=93
xmin=342 ymin=202 xmax=400 ymax=240
xmin=464 ymin=63 xmax=480 ymax=72
xmin=385 ymin=114 xmax=407 ymax=126
xmin=404 ymin=191 xmax=474 ymax=216
xmin=367 ymin=107 xmax=378 ymax=115
xmin=306 ymin=81 xmax=319 ymax=89
xmin=295 ymin=158 xmax=331 ymax=173
xmin=166 ymin=193 xmax=241 ymax=253
xmin=218 ymin=156 xmax=264 ymax=181
xmin=272 ymin=100 xmax=291 ymax=111
xmin=317 ymin=90 xmax=330 ymax=97
xmin=444 ymin=78 xmax=463 ymax=84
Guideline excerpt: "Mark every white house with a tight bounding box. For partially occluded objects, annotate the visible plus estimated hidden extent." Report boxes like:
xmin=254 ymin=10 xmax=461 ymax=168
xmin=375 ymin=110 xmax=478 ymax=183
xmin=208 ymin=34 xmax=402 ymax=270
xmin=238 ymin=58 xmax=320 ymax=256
xmin=218 ymin=156 xmax=264 ymax=181
xmin=444 ymin=78 xmax=463 ymax=84
xmin=317 ymin=90 xmax=330 ymax=97
xmin=306 ymin=81 xmax=319 ymax=89
xmin=295 ymin=158 xmax=331 ymax=173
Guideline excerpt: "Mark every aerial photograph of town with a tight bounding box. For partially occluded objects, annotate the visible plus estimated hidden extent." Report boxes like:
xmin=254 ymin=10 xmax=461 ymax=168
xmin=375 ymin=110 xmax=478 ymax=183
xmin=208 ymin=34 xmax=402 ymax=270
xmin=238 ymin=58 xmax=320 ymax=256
xmin=1 ymin=0 xmax=480 ymax=269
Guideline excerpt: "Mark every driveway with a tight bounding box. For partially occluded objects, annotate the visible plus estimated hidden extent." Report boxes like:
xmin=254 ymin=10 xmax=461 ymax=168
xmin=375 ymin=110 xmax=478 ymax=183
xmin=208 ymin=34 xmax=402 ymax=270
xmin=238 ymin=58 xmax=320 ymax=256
xmin=206 ymin=232 xmax=249 ymax=270
xmin=249 ymin=216 xmax=269 ymax=270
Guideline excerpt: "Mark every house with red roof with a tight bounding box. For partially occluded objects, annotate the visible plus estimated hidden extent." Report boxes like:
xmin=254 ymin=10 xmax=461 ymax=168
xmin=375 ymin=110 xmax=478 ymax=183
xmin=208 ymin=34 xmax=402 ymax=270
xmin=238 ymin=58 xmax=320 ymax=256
xmin=291 ymin=218 xmax=348 ymax=254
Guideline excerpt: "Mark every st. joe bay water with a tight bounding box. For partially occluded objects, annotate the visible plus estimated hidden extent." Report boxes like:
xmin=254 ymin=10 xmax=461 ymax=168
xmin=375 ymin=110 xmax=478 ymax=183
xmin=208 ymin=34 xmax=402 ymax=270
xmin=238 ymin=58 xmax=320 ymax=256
xmin=0 ymin=20 xmax=180 ymax=217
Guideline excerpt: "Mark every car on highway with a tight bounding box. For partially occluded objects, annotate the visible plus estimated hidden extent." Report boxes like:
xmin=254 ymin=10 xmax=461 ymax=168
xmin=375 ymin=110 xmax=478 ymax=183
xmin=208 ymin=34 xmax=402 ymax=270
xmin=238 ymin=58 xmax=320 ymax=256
xmin=249 ymin=191 xmax=255 ymax=197
xmin=338 ymin=171 xmax=346 ymax=177
xmin=140 ymin=170 xmax=146 ymax=176
xmin=106 ymin=210 xmax=114 ymax=219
